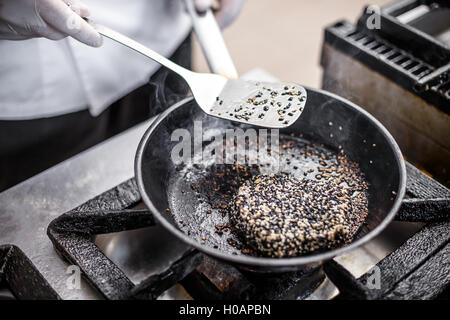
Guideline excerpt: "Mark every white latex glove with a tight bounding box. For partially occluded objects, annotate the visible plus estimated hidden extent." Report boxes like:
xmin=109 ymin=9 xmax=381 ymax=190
xmin=0 ymin=0 xmax=102 ymax=47
xmin=194 ymin=0 xmax=245 ymax=29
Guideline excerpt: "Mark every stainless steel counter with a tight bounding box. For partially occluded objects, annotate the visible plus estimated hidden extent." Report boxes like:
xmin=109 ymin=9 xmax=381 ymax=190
xmin=0 ymin=119 xmax=153 ymax=299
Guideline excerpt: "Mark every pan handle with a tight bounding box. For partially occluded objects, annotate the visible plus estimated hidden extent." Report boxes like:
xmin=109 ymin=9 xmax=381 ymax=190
xmin=183 ymin=0 xmax=239 ymax=79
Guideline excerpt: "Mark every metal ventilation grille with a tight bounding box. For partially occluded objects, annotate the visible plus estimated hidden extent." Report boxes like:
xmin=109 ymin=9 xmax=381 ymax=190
xmin=345 ymin=30 xmax=434 ymax=79
xmin=324 ymin=21 xmax=450 ymax=111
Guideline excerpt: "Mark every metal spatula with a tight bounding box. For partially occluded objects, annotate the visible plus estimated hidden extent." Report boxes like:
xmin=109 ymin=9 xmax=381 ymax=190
xmin=90 ymin=22 xmax=307 ymax=128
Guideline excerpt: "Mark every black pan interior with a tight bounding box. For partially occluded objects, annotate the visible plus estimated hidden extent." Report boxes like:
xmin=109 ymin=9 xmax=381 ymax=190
xmin=137 ymin=88 xmax=404 ymax=267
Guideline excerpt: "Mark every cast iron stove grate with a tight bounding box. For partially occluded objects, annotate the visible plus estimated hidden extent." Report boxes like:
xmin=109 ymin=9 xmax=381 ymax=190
xmin=0 ymin=245 xmax=58 ymax=299
xmin=46 ymin=162 xmax=450 ymax=300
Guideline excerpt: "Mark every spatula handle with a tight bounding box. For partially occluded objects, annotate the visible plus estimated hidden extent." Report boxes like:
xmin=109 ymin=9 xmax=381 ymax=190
xmin=91 ymin=22 xmax=194 ymax=81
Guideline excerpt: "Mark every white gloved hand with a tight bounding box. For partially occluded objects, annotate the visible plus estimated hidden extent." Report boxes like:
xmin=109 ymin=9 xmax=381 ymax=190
xmin=0 ymin=0 xmax=102 ymax=47
xmin=194 ymin=0 xmax=245 ymax=29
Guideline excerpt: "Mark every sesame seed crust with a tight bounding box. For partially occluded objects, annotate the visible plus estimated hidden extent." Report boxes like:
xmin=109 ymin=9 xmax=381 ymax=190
xmin=231 ymin=174 xmax=361 ymax=258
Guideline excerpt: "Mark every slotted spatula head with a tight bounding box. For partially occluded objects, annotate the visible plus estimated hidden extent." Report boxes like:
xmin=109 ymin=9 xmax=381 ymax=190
xmin=187 ymin=73 xmax=307 ymax=128
xmin=91 ymin=21 xmax=308 ymax=128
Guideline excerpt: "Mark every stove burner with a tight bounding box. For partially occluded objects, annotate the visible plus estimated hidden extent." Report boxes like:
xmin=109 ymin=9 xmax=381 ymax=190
xmin=46 ymin=162 xmax=450 ymax=300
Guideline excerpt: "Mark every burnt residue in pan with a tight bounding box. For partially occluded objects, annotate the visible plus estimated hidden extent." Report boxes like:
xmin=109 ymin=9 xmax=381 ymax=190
xmin=167 ymin=133 xmax=368 ymax=258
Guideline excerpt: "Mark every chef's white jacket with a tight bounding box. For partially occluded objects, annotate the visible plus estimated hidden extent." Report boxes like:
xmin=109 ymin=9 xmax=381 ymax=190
xmin=0 ymin=0 xmax=191 ymax=120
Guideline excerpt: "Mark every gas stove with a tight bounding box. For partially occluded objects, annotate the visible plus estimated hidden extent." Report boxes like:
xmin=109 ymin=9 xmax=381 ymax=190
xmin=0 ymin=67 xmax=449 ymax=300
xmin=1 ymin=157 xmax=449 ymax=300
xmin=47 ymin=163 xmax=450 ymax=300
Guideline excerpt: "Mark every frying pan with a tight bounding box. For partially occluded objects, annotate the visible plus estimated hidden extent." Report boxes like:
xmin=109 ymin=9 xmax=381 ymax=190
xmin=135 ymin=87 xmax=406 ymax=273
